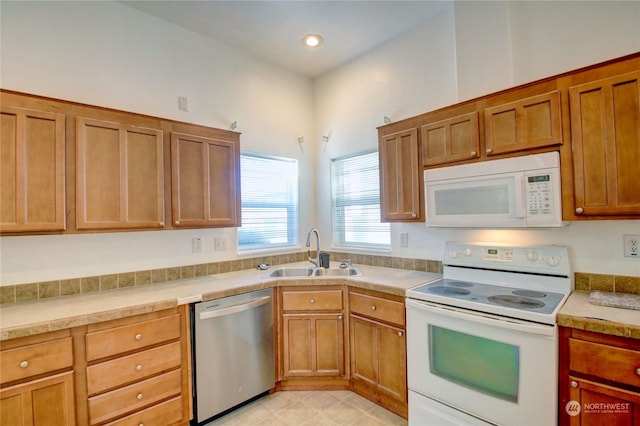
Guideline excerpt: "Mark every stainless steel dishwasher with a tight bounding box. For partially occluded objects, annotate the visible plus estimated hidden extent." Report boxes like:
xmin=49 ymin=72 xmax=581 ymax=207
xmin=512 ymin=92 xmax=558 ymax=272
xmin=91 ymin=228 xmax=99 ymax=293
xmin=191 ymin=288 xmax=274 ymax=425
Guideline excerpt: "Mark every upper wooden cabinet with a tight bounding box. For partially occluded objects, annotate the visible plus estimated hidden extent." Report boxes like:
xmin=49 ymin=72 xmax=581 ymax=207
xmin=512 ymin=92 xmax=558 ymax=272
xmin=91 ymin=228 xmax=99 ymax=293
xmin=421 ymin=111 xmax=480 ymax=166
xmin=567 ymin=70 xmax=640 ymax=217
xmin=484 ymin=90 xmax=562 ymax=156
xmin=170 ymin=131 xmax=240 ymax=228
xmin=0 ymin=106 xmax=66 ymax=232
xmin=379 ymin=127 xmax=422 ymax=222
xmin=76 ymin=117 xmax=165 ymax=230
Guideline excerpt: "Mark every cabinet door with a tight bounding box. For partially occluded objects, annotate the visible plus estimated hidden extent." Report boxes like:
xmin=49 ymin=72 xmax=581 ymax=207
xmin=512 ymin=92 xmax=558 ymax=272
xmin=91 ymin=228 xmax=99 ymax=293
xmin=569 ymin=71 xmax=640 ymax=216
xmin=350 ymin=315 xmax=406 ymax=402
xmin=76 ymin=118 xmax=165 ymax=229
xmin=484 ymin=91 xmax=562 ymax=156
xmin=282 ymin=314 xmax=344 ymax=377
xmin=567 ymin=377 xmax=640 ymax=426
xmin=1 ymin=106 xmax=65 ymax=232
xmin=0 ymin=371 xmax=75 ymax=426
xmin=379 ymin=128 xmax=421 ymax=221
xmin=170 ymin=132 xmax=240 ymax=227
xmin=421 ymin=112 xmax=479 ymax=166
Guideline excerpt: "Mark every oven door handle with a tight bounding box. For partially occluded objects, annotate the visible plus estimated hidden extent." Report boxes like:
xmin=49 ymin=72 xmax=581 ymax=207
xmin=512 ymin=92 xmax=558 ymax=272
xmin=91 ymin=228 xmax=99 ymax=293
xmin=406 ymin=298 xmax=556 ymax=336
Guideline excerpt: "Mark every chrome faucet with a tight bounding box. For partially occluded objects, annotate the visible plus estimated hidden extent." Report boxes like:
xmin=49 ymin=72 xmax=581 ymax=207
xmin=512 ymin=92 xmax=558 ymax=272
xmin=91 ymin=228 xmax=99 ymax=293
xmin=305 ymin=228 xmax=320 ymax=267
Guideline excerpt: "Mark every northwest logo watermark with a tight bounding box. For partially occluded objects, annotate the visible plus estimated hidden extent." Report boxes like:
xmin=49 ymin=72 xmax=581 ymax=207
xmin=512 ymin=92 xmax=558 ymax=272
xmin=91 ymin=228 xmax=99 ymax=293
xmin=566 ymin=400 xmax=631 ymax=416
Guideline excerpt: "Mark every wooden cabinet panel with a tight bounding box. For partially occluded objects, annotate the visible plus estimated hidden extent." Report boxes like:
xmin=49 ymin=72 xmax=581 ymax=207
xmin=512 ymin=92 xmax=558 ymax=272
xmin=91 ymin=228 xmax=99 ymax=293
xmin=0 ymin=371 xmax=75 ymax=426
xmin=568 ymin=377 xmax=640 ymax=426
xmin=421 ymin=112 xmax=480 ymax=166
xmin=1 ymin=337 xmax=73 ymax=385
xmin=103 ymin=396 xmax=183 ymax=426
xmin=85 ymin=314 xmax=180 ymax=361
xmin=485 ymin=91 xmax=562 ymax=156
xmin=281 ymin=289 xmax=344 ymax=311
xmin=170 ymin=132 xmax=240 ymax=227
xmin=349 ymin=292 xmax=404 ymax=327
xmin=569 ymin=71 xmax=640 ymax=216
xmin=76 ymin=117 xmax=164 ymax=229
xmin=379 ymin=128 xmax=422 ymax=221
xmin=0 ymin=106 xmax=65 ymax=232
xmin=569 ymin=338 xmax=640 ymax=388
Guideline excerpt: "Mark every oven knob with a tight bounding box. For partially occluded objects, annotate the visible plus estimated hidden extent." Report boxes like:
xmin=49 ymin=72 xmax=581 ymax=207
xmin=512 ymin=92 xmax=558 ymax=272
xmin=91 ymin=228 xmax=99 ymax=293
xmin=449 ymin=251 xmax=458 ymax=258
xmin=464 ymin=248 xmax=472 ymax=256
xmin=527 ymin=251 xmax=539 ymax=262
xmin=546 ymin=256 xmax=559 ymax=267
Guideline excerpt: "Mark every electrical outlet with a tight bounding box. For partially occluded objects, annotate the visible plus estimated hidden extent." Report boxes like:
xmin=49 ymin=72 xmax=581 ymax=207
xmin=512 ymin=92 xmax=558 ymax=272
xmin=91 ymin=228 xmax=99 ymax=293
xmin=400 ymin=232 xmax=409 ymax=248
xmin=178 ymin=96 xmax=188 ymax=112
xmin=623 ymin=234 xmax=640 ymax=257
xmin=214 ymin=237 xmax=227 ymax=251
xmin=192 ymin=237 xmax=202 ymax=253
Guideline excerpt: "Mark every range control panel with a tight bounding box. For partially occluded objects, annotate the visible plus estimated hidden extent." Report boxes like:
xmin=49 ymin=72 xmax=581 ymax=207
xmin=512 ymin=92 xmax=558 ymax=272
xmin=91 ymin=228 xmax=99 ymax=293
xmin=444 ymin=242 xmax=570 ymax=275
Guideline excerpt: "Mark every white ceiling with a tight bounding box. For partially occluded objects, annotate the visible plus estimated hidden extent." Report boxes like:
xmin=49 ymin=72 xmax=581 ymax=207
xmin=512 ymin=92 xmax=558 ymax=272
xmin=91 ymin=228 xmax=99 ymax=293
xmin=120 ymin=1 xmax=450 ymax=78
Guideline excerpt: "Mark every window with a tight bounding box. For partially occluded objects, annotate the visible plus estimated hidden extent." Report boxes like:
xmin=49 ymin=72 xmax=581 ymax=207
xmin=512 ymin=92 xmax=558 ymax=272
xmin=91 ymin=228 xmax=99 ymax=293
xmin=238 ymin=153 xmax=298 ymax=252
xmin=331 ymin=150 xmax=390 ymax=248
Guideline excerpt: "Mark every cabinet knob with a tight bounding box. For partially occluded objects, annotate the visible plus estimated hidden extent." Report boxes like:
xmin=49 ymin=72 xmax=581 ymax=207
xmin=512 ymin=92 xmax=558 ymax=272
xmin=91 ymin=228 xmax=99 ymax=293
xmin=137 ymin=393 xmax=144 ymax=400
xmin=470 ymin=151 xmax=477 ymax=157
xmin=575 ymin=207 xmax=584 ymax=214
xmin=338 ymin=315 xmax=343 ymax=320
xmin=371 ymin=305 xmax=376 ymax=311
xmin=135 ymin=333 xmax=142 ymax=341
xmin=20 ymin=360 xmax=29 ymax=368
xmin=136 ymin=364 xmax=143 ymax=372
xmin=398 ymin=331 xmax=403 ymax=337
xmin=486 ymin=148 xmax=493 ymax=154
xmin=309 ymin=298 xmax=315 ymax=304
xmin=411 ymin=213 xmax=417 ymax=218
xmin=174 ymin=220 xmax=180 ymax=225
xmin=636 ymin=368 xmax=640 ymax=376
xmin=139 ymin=424 xmax=144 ymax=426
xmin=570 ymin=380 xmax=578 ymax=388
xmin=159 ymin=221 xmax=165 ymax=227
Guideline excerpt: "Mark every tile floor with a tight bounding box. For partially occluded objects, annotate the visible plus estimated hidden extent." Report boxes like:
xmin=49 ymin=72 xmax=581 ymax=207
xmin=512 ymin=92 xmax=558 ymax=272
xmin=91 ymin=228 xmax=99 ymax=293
xmin=206 ymin=390 xmax=407 ymax=426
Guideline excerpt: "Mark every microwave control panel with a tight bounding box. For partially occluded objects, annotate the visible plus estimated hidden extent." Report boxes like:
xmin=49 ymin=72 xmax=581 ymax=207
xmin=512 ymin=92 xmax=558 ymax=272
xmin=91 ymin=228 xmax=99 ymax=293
xmin=525 ymin=173 xmax=553 ymax=216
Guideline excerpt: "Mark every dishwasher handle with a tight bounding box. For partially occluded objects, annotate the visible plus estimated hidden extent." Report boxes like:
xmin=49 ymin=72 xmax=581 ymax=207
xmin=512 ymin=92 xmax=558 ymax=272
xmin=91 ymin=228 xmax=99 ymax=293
xmin=199 ymin=295 xmax=271 ymax=320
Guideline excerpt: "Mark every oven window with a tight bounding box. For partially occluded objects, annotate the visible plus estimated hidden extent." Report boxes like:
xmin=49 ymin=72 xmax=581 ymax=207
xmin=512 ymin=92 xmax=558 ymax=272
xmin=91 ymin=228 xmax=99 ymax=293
xmin=429 ymin=325 xmax=519 ymax=402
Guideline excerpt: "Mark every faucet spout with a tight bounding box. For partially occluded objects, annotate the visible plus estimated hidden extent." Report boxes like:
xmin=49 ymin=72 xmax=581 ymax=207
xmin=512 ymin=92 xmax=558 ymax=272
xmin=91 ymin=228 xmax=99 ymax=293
xmin=305 ymin=228 xmax=320 ymax=267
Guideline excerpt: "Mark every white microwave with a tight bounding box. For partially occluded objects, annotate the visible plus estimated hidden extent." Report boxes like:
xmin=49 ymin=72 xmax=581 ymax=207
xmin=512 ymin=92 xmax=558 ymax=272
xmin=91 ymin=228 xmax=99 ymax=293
xmin=424 ymin=152 xmax=563 ymax=228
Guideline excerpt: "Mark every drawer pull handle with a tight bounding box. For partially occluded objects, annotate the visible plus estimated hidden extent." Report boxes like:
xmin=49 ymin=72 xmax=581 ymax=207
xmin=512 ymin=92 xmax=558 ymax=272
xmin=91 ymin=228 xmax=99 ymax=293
xmin=137 ymin=393 xmax=144 ymax=400
xmin=371 ymin=305 xmax=376 ymax=311
xmin=570 ymin=381 xmax=578 ymax=388
xmin=136 ymin=364 xmax=143 ymax=372
xmin=398 ymin=331 xmax=403 ymax=337
xmin=20 ymin=360 xmax=29 ymax=368
xmin=310 ymin=298 xmax=315 ymax=304
xmin=135 ymin=333 xmax=142 ymax=341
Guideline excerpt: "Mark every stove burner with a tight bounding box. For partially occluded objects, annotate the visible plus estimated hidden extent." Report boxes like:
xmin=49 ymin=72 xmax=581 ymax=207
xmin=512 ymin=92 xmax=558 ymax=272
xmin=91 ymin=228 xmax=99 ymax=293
xmin=428 ymin=286 xmax=472 ymax=296
xmin=446 ymin=281 xmax=473 ymax=288
xmin=488 ymin=295 xmax=545 ymax=310
xmin=512 ymin=289 xmax=547 ymax=298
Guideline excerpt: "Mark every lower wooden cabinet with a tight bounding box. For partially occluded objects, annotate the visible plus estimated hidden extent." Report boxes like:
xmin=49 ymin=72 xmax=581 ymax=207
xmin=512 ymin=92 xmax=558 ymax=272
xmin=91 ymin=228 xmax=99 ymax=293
xmin=559 ymin=327 xmax=640 ymax=426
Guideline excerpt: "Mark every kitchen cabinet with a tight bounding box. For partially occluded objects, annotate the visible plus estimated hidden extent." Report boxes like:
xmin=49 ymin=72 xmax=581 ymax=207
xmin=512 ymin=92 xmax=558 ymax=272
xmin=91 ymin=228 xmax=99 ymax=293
xmin=565 ymin=66 xmax=640 ymax=218
xmin=484 ymin=88 xmax=562 ymax=156
xmin=0 ymin=105 xmax=66 ymax=233
xmin=82 ymin=309 xmax=189 ymax=425
xmin=279 ymin=286 xmax=348 ymax=386
xmin=378 ymin=125 xmax=423 ymax=222
xmin=0 ymin=332 xmax=75 ymax=426
xmin=349 ymin=289 xmax=407 ymax=418
xmin=76 ymin=116 xmax=165 ymax=230
xmin=559 ymin=327 xmax=640 ymax=426
xmin=421 ymin=109 xmax=480 ymax=167
xmin=170 ymin=131 xmax=240 ymax=228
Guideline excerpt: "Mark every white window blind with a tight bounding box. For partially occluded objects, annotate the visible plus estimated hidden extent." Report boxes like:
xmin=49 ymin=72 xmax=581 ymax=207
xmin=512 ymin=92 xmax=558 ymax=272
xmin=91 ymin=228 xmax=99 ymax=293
xmin=331 ymin=150 xmax=390 ymax=248
xmin=238 ymin=153 xmax=298 ymax=252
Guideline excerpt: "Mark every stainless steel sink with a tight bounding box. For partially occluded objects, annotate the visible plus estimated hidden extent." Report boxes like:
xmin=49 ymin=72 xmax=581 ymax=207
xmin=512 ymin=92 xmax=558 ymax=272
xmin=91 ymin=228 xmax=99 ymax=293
xmin=267 ymin=267 xmax=314 ymax=278
xmin=313 ymin=266 xmax=363 ymax=277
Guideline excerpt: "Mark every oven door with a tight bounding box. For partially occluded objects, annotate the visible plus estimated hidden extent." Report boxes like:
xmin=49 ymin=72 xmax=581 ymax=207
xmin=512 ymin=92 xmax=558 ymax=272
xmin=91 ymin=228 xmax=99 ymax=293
xmin=406 ymin=298 xmax=558 ymax=426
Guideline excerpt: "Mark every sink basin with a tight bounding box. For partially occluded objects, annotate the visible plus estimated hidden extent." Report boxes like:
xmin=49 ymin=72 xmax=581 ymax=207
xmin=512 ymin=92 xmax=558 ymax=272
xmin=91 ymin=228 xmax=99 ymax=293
xmin=313 ymin=267 xmax=363 ymax=277
xmin=267 ymin=267 xmax=314 ymax=278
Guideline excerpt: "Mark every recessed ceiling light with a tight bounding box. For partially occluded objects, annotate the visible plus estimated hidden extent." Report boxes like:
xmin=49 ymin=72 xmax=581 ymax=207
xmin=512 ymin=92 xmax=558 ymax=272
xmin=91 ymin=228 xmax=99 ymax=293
xmin=302 ymin=34 xmax=323 ymax=48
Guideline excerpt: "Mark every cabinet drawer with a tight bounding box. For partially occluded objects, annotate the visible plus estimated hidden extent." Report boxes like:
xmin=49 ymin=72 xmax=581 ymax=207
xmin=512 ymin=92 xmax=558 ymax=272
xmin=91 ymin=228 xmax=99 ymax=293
xmin=282 ymin=290 xmax=343 ymax=311
xmin=1 ymin=337 xmax=73 ymax=385
xmin=86 ymin=314 xmax=180 ymax=361
xmin=87 ymin=342 xmax=181 ymax=395
xmin=350 ymin=292 xmax=405 ymax=327
xmin=88 ymin=369 xmax=182 ymax=425
xmin=103 ymin=396 xmax=182 ymax=426
xmin=569 ymin=338 xmax=640 ymax=388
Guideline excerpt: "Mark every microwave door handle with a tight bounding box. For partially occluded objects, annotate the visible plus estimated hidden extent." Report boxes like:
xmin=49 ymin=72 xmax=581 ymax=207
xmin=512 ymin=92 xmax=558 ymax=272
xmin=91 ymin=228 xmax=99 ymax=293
xmin=514 ymin=174 xmax=526 ymax=218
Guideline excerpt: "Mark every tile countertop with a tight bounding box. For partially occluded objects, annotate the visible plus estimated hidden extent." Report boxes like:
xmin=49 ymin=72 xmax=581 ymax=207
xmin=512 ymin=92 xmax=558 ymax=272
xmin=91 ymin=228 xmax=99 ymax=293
xmin=558 ymin=291 xmax=640 ymax=339
xmin=0 ymin=263 xmax=442 ymax=341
